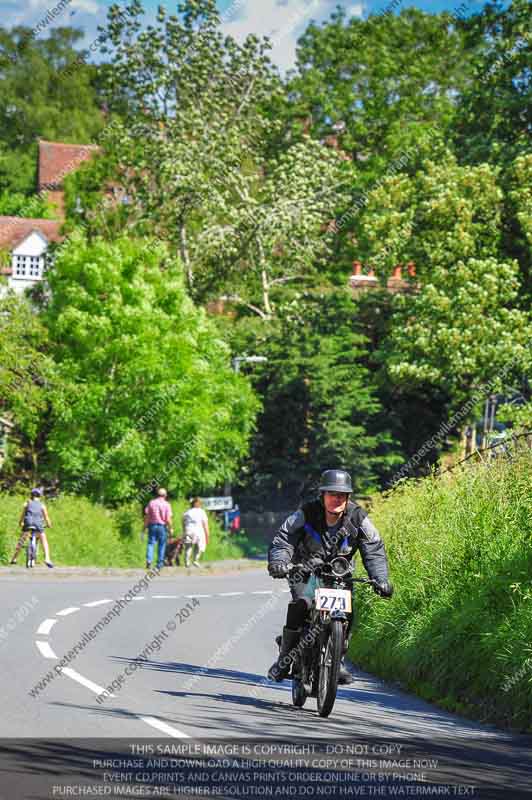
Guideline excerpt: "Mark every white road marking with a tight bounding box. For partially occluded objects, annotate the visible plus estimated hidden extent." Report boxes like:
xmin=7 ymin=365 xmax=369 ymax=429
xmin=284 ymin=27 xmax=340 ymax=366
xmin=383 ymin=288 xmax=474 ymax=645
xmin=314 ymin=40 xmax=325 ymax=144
xmin=36 ymin=641 xmax=57 ymax=659
xmin=153 ymin=595 xmax=179 ymax=599
xmin=282 ymin=589 xmax=290 ymax=593
xmin=33 ymin=588 xmax=280 ymax=739
xmin=62 ymin=667 xmax=115 ymax=697
xmin=37 ymin=618 xmax=57 ymax=635
xmin=139 ymin=716 xmax=190 ymax=738
xmin=56 ymin=607 xmax=80 ymax=616
xmin=84 ymin=599 xmax=113 ymax=607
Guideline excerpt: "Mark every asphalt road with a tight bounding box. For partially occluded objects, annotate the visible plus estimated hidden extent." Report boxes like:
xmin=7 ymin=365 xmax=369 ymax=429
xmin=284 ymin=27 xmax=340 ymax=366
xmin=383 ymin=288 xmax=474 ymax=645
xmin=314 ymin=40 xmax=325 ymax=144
xmin=0 ymin=566 xmax=531 ymax=799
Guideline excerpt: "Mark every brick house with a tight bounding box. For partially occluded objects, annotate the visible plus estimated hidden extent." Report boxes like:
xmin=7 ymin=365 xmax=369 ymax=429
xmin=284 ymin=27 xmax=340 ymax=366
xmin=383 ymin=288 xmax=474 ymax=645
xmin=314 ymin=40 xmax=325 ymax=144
xmin=0 ymin=140 xmax=99 ymax=295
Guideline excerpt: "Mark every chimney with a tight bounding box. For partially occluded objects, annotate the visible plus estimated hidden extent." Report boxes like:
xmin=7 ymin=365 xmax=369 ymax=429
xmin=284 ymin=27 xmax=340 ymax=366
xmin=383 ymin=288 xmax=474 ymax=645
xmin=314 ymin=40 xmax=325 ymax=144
xmin=353 ymin=261 xmax=362 ymax=276
xmin=393 ymin=265 xmax=402 ymax=279
xmin=407 ymin=262 xmax=416 ymax=277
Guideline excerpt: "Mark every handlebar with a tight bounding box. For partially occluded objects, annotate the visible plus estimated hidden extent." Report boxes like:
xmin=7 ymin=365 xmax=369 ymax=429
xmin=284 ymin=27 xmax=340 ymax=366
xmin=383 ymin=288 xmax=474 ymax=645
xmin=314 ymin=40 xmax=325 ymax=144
xmin=288 ymin=563 xmax=378 ymax=586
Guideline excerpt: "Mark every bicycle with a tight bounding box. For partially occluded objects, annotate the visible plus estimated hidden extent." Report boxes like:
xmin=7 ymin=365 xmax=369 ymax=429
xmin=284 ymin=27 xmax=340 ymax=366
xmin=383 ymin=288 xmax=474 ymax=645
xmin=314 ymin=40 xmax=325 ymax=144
xmin=287 ymin=558 xmax=378 ymax=718
xmin=25 ymin=528 xmax=40 ymax=569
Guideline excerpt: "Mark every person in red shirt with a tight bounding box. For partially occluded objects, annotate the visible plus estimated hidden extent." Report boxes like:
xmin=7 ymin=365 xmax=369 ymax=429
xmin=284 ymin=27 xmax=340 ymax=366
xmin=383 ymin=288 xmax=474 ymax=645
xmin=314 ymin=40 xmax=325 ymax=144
xmin=144 ymin=487 xmax=173 ymax=570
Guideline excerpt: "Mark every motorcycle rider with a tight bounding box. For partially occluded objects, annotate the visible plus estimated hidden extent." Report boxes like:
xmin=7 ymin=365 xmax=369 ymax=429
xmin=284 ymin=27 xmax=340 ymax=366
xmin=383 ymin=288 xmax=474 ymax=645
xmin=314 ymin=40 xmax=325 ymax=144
xmin=267 ymin=469 xmax=393 ymax=684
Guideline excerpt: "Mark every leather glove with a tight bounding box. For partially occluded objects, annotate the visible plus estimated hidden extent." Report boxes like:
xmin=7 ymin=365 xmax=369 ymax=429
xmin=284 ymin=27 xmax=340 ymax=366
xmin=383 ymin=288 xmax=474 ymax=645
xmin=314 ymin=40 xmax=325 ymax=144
xmin=268 ymin=561 xmax=290 ymax=579
xmin=373 ymin=579 xmax=394 ymax=598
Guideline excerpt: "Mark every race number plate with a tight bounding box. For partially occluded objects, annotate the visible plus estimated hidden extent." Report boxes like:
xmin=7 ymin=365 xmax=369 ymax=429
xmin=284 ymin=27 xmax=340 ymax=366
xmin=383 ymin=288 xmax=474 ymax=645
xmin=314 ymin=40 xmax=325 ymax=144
xmin=315 ymin=588 xmax=352 ymax=613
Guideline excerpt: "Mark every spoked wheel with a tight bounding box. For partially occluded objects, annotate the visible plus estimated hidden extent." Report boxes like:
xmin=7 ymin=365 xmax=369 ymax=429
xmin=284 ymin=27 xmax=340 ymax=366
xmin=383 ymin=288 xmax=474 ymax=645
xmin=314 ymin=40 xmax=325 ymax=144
xmin=26 ymin=535 xmax=37 ymax=568
xmin=317 ymin=619 xmax=343 ymax=717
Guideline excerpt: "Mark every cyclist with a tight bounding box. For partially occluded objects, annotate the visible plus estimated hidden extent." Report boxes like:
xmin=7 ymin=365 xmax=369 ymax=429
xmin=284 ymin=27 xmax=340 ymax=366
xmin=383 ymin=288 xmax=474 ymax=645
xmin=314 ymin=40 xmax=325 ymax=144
xmin=10 ymin=488 xmax=54 ymax=568
xmin=267 ymin=469 xmax=393 ymax=684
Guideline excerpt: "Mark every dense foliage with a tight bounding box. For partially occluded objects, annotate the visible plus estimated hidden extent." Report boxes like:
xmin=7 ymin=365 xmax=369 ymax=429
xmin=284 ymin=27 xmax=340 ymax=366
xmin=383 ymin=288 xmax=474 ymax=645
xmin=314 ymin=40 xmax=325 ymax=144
xmin=0 ymin=0 xmax=529 ymax=502
xmin=351 ymin=444 xmax=532 ymax=732
xmin=42 ymin=234 xmax=258 ymax=503
xmin=0 ymin=27 xmax=103 ymax=194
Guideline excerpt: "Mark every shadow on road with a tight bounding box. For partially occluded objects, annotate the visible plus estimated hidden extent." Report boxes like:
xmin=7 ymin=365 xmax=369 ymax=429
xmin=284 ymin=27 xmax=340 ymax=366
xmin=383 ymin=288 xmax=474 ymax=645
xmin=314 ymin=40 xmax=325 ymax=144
xmin=106 ymin=654 xmax=516 ymax=741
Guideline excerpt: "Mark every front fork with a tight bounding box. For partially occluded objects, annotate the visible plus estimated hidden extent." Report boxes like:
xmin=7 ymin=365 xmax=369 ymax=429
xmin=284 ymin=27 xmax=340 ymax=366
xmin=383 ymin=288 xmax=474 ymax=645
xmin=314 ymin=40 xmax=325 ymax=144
xmin=294 ymin=609 xmax=352 ymax=685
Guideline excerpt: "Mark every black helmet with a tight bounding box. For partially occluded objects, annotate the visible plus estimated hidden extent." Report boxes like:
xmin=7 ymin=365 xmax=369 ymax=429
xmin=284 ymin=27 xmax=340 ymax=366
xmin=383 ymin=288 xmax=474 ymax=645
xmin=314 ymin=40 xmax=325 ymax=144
xmin=319 ymin=469 xmax=353 ymax=493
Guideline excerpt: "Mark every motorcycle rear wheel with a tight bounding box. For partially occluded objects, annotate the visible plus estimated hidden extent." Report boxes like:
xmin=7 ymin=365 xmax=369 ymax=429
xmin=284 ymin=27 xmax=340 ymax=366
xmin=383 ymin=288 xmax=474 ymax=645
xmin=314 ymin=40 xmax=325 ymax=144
xmin=317 ymin=619 xmax=343 ymax=717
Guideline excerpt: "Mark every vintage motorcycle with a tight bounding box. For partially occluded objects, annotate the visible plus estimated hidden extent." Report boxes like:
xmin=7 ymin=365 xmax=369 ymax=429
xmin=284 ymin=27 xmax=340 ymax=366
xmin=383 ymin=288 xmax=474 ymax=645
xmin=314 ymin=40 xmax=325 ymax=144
xmin=288 ymin=557 xmax=376 ymax=717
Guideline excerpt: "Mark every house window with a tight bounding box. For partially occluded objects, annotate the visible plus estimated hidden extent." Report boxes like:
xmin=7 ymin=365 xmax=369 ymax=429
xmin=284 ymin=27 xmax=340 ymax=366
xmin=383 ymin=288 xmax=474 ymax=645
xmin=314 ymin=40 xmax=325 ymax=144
xmin=14 ymin=255 xmax=28 ymax=277
xmin=13 ymin=255 xmax=43 ymax=279
xmin=29 ymin=256 xmax=41 ymax=277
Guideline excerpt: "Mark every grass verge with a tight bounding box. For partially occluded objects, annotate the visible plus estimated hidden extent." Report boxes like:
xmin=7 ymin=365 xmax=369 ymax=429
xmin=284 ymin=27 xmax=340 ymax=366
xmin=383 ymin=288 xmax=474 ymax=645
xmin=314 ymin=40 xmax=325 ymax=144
xmin=0 ymin=495 xmax=256 ymax=568
xmin=349 ymin=445 xmax=532 ymax=732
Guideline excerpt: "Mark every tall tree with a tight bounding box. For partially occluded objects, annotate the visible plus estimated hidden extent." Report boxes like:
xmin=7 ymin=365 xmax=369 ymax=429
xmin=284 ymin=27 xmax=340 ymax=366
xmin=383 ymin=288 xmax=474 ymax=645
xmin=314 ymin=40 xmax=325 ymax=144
xmin=266 ymin=6 xmax=478 ymax=283
xmin=43 ymin=233 xmax=259 ymax=503
xmin=228 ymin=290 xmax=400 ymax=503
xmin=78 ymin=0 xmax=350 ymax=315
xmin=454 ymin=0 xmax=532 ymax=168
xmin=357 ymin=153 xmax=531 ymax=414
xmin=0 ymin=295 xmax=58 ymax=485
xmin=286 ymin=7 xmax=475 ymax=179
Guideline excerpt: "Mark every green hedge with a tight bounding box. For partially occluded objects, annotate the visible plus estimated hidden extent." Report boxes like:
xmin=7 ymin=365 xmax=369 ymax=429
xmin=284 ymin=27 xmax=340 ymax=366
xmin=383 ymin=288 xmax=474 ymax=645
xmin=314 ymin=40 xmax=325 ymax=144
xmin=349 ymin=445 xmax=532 ymax=732
xmin=0 ymin=495 xmax=249 ymax=567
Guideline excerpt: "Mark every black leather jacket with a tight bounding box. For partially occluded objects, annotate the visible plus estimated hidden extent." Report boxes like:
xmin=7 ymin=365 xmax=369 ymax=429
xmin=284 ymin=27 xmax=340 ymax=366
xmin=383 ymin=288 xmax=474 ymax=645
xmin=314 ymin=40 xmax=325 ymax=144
xmin=268 ymin=499 xmax=390 ymax=583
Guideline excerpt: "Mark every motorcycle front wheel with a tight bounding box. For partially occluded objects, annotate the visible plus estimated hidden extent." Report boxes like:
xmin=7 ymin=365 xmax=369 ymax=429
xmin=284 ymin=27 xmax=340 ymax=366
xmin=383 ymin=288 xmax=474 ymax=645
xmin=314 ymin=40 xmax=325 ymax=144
xmin=317 ymin=619 xmax=343 ymax=717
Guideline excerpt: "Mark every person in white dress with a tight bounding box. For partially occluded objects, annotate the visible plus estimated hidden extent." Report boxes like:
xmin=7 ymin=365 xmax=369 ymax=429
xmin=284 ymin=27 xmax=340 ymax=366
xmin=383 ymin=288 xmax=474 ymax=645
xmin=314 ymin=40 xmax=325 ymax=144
xmin=182 ymin=497 xmax=209 ymax=567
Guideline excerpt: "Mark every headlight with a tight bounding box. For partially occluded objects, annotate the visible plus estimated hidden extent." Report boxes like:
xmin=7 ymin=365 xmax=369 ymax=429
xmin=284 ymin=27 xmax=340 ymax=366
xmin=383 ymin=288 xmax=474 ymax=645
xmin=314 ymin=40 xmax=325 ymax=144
xmin=329 ymin=557 xmax=351 ymax=578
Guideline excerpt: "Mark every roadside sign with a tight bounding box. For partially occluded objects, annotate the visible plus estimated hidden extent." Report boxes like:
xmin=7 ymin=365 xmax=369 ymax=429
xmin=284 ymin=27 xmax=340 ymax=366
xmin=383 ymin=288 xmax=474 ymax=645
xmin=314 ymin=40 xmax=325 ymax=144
xmin=200 ymin=496 xmax=233 ymax=511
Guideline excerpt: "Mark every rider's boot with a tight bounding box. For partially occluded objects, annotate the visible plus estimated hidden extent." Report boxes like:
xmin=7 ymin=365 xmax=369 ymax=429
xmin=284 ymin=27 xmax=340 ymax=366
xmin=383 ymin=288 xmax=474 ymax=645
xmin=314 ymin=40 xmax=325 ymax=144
xmin=268 ymin=627 xmax=300 ymax=682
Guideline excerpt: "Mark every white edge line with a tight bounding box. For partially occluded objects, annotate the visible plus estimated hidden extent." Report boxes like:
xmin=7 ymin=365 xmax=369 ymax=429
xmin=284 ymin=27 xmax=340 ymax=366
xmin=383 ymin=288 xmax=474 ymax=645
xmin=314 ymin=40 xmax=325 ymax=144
xmin=62 ymin=667 xmax=115 ymax=697
xmin=56 ymin=607 xmax=81 ymax=616
xmin=139 ymin=716 xmax=190 ymax=738
xmin=184 ymin=594 xmax=211 ymax=598
xmin=36 ymin=640 xmax=57 ymax=659
xmin=251 ymin=590 xmax=273 ymax=595
xmin=84 ymin=599 xmax=113 ymax=607
xmin=153 ymin=595 xmax=180 ymax=599
xmin=218 ymin=592 xmax=244 ymax=597
xmin=37 ymin=618 xmax=57 ymax=635
xmin=35 ymin=600 xmax=189 ymax=740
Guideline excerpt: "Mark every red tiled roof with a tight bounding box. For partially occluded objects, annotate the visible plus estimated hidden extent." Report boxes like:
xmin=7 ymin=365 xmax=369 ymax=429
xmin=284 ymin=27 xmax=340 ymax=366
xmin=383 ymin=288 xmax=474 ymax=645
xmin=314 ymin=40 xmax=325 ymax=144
xmin=0 ymin=217 xmax=64 ymax=250
xmin=38 ymin=140 xmax=100 ymax=191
